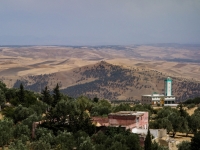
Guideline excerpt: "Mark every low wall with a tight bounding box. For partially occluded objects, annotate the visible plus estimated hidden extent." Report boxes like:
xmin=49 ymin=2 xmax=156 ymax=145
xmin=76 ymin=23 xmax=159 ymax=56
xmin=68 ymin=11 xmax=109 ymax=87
xmin=164 ymin=104 xmax=178 ymax=107
xmin=132 ymin=128 xmax=167 ymax=138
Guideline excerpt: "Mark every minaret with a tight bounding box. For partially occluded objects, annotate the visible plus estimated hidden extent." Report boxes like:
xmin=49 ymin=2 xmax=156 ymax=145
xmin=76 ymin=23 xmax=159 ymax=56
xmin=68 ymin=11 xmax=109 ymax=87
xmin=164 ymin=77 xmax=172 ymax=96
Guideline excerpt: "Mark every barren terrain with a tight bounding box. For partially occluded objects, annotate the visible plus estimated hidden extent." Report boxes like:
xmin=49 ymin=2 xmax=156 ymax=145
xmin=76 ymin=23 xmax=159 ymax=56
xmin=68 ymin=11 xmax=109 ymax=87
xmin=0 ymin=44 xmax=200 ymax=101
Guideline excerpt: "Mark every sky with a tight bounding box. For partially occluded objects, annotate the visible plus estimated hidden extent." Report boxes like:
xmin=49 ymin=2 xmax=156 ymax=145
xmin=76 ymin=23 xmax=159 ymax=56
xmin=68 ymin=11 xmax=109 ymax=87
xmin=0 ymin=0 xmax=200 ymax=45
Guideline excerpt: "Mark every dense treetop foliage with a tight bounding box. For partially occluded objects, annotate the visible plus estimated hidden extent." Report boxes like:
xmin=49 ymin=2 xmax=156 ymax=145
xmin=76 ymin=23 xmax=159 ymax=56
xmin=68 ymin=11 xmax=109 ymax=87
xmin=0 ymin=82 xmax=146 ymax=150
xmin=183 ymin=97 xmax=200 ymax=105
xmin=1 ymin=81 xmax=200 ymax=149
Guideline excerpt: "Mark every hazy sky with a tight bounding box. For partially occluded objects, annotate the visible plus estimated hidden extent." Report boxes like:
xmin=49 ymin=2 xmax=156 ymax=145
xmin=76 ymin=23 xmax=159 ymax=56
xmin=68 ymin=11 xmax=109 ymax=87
xmin=1 ymin=0 xmax=200 ymax=45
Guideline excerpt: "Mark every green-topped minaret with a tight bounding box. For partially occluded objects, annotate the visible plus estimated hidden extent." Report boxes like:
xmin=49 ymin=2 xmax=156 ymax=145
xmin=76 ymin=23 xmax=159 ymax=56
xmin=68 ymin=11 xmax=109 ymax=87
xmin=164 ymin=77 xmax=172 ymax=96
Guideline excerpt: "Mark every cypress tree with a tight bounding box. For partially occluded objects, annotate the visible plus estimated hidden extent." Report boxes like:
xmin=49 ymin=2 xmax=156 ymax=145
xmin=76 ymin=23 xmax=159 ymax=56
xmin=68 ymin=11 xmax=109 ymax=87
xmin=144 ymin=129 xmax=152 ymax=150
xmin=19 ymin=83 xmax=25 ymax=104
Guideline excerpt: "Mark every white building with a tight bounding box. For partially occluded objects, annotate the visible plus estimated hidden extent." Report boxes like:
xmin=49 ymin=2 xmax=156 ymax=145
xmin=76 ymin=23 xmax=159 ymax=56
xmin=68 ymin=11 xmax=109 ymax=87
xmin=141 ymin=77 xmax=176 ymax=105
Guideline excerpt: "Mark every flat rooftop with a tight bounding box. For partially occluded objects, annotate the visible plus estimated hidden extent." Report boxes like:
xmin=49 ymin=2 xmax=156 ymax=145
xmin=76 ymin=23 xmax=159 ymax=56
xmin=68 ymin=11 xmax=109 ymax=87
xmin=109 ymin=111 xmax=146 ymax=116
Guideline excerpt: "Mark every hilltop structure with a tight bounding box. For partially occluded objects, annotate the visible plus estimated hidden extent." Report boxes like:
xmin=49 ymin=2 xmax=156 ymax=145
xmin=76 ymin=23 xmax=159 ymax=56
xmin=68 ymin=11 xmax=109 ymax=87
xmin=141 ymin=77 xmax=176 ymax=106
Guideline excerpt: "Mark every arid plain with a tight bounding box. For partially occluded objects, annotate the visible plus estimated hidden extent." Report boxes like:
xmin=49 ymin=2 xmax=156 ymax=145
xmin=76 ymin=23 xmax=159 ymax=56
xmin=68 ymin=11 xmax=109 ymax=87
xmin=0 ymin=44 xmax=200 ymax=101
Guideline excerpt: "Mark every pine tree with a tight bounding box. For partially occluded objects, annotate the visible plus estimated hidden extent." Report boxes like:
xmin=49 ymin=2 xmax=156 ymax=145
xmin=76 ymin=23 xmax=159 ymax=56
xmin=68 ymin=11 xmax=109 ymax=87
xmin=41 ymin=86 xmax=52 ymax=106
xmin=52 ymin=84 xmax=61 ymax=107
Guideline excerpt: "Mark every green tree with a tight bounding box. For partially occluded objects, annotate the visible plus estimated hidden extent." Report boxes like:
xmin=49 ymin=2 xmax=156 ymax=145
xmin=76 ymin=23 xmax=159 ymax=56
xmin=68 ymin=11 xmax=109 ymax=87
xmin=0 ymin=89 xmax=5 ymax=111
xmin=0 ymin=81 xmax=7 ymax=111
xmin=156 ymin=106 xmax=173 ymax=119
xmin=13 ymin=123 xmax=30 ymax=143
xmin=93 ymin=97 xmax=99 ymax=103
xmin=187 ymin=103 xmax=196 ymax=109
xmin=188 ymin=111 xmax=200 ymax=134
xmin=124 ymin=133 xmax=141 ymax=150
xmin=78 ymin=137 xmax=94 ymax=150
xmin=76 ymin=96 xmax=93 ymax=112
xmin=2 ymin=107 xmax=15 ymax=119
xmin=69 ymin=111 xmax=95 ymax=135
xmin=23 ymin=90 xmax=37 ymax=107
xmin=177 ymin=103 xmax=189 ymax=118
xmin=91 ymin=99 xmax=111 ymax=116
xmin=158 ymin=118 xmax=173 ymax=133
xmin=35 ymin=127 xmax=54 ymax=140
xmin=8 ymin=140 xmax=29 ymax=150
xmin=92 ymin=131 xmax=107 ymax=145
xmin=0 ymin=119 xmax=14 ymax=148
xmin=132 ymin=104 xmax=154 ymax=118
xmin=52 ymin=83 xmax=61 ymax=107
xmin=29 ymin=100 xmax=48 ymax=116
xmin=41 ymin=86 xmax=52 ymax=106
xmin=109 ymin=141 xmax=128 ymax=150
xmin=191 ymin=131 xmax=200 ymax=150
xmin=168 ymin=112 xmax=187 ymax=137
xmin=155 ymin=107 xmax=188 ymax=137
xmin=95 ymin=144 xmax=106 ymax=150
xmin=34 ymin=127 xmax=55 ymax=148
xmin=18 ymin=83 xmax=25 ymax=104
xmin=13 ymin=105 xmax=34 ymax=123
xmin=113 ymin=103 xmax=131 ymax=112
xmin=177 ymin=141 xmax=191 ymax=150
xmin=55 ymin=131 xmax=75 ymax=150
xmin=151 ymin=141 xmax=159 ymax=150
xmin=53 ymin=99 xmax=72 ymax=124
xmin=30 ymin=140 xmax=51 ymax=150
xmin=144 ymin=129 xmax=152 ymax=150
xmin=5 ymin=88 xmax=17 ymax=105
xmin=0 ymin=81 xmax=7 ymax=93
xmin=22 ymin=114 xmax=41 ymax=130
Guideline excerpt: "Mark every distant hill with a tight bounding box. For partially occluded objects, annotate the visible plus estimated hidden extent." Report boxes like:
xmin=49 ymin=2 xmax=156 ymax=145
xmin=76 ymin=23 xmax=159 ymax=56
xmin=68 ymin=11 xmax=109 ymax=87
xmin=1 ymin=45 xmax=200 ymax=102
xmin=13 ymin=61 xmax=200 ymax=102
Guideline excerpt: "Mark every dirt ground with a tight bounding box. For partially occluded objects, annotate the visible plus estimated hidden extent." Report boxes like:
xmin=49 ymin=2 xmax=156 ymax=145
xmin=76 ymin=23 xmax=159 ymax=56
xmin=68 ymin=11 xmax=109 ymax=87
xmin=186 ymin=106 xmax=198 ymax=116
xmin=0 ymin=113 xmax=3 ymax=120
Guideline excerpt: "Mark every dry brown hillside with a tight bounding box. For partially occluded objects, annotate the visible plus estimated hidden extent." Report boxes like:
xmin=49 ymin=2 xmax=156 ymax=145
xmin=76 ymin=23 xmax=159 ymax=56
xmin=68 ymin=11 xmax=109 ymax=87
xmin=0 ymin=45 xmax=200 ymax=101
xmin=11 ymin=61 xmax=200 ymax=101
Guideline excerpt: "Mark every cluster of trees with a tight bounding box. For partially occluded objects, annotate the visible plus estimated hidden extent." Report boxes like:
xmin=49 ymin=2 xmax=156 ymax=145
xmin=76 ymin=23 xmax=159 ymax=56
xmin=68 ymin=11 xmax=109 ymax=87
xmin=177 ymin=131 xmax=200 ymax=150
xmin=149 ymin=104 xmax=200 ymax=137
xmin=148 ymin=97 xmax=200 ymax=150
xmin=0 ymin=81 xmax=148 ymax=150
xmin=183 ymin=97 xmax=200 ymax=105
xmin=1 ymin=80 xmax=200 ymax=149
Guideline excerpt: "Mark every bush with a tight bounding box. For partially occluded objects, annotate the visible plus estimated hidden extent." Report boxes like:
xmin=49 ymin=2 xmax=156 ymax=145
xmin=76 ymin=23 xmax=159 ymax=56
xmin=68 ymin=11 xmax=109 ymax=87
xmin=187 ymin=104 xmax=196 ymax=109
xmin=177 ymin=141 xmax=191 ymax=150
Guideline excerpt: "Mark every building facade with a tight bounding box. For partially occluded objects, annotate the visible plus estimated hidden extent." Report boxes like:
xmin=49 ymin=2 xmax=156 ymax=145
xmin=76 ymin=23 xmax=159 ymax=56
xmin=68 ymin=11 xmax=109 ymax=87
xmin=141 ymin=77 xmax=176 ymax=105
xmin=92 ymin=111 xmax=149 ymax=130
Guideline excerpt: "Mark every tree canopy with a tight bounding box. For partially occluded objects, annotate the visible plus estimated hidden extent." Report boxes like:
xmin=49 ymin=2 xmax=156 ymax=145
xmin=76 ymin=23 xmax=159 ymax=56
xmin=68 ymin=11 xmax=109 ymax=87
xmin=0 ymin=81 xmax=200 ymax=149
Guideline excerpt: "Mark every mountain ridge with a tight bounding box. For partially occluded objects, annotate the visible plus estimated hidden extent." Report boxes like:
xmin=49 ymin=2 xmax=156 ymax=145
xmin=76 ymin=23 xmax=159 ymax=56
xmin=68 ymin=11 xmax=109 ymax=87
xmin=12 ymin=61 xmax=200 ymax=101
